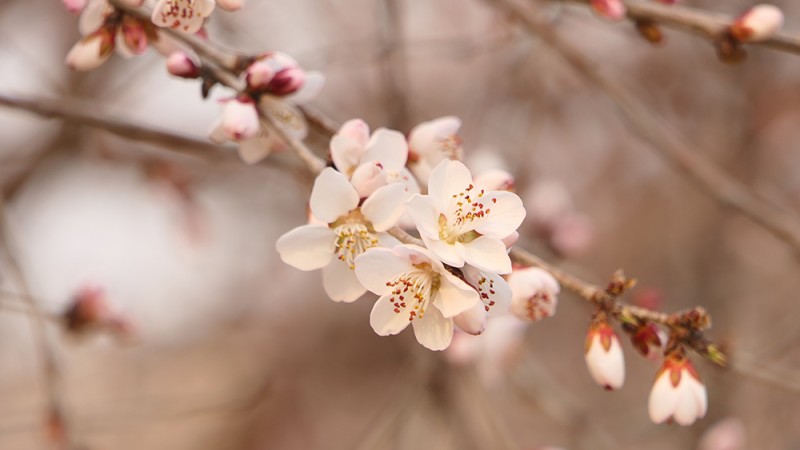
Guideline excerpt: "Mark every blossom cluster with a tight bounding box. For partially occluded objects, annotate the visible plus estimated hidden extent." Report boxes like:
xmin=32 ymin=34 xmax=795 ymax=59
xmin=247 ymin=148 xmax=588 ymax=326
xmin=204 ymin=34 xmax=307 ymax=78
xmin=276 ymin=118 xmax=561 ymax=351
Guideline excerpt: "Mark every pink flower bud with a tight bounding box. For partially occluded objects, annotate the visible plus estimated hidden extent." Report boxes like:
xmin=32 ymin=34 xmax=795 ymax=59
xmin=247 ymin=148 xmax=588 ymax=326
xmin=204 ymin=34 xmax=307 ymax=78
xmin=731 ymin=4 xmax=784 ymax=43
xmin=584 ymin=317 xmax=625 ymax=390
xmin=245 ymin=60 xmax=276 ymax=91
xmin=648 ymin=352 xmax=707 ymax=425
xmin=338 ymin=119 xmax=370 ymax=149
xmin=65 ymin=28 xmax=115 ymax=71
xmin=590 ymin=0 xmax=626 ymax=21
xmin=217 ymin=0 xmax=245 ymax=11
xmin=508 ymin=267 xmax=559 ymax=322
xmin=475 ymin=169 xmax=515 ymax=191
xmin=167 ymin=52 xmax=200 ymax=78
xmin=63 ymin=0 xmax=87 ymax=14
xmin=350 ymin=162 xmax=388 ymax=198
xmin=266 ymin=67 xmax=306 ymax=96
xmin=214 ymin=97 xmax=261 ymax=142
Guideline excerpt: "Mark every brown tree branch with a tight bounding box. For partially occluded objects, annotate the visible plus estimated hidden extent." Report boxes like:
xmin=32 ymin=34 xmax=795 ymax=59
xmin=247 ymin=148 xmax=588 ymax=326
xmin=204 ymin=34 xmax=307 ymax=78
xmin=561 ymin=0 xmax=800 ymax=56
xmin=486 ymin=0 xmax=800 ymax=261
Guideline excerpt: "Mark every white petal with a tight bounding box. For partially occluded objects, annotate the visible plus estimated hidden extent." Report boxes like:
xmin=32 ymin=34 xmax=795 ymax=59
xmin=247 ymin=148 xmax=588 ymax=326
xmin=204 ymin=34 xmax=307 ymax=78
xmin=434 ymin=272 xmax=480 ymax=318
xmin=330 ymin=135 xmax=365 ymax=176
xmin=322 ymin=259 xmax=366 ymax=303
xmin=393 ymin=167 xmax=421 ymax=195
xmin=412 ymin=306 xmax=453 ymax=351
xmin=370 ymin=294 xmax=413 ymax=336
xmin=462 ymin=265 xmax=512 ymax=316
xmin=460 ymin=236 xmax=512 ymax=274
xmin=350 ymin=162 xmax=388 ymax=198
xmin=221 ymin=99 xmax=260 ymax=142
xmin=151 ymin=0 xmax=206 ymax=33
xmin=237 ymin=134 xmax=274 ymax=165
xmin=309 ymin=168 xmax=359 ymax=223
xmin=217 ymin=0 xmax=245 ymax=11
xmin=275 ymin=225 xmax=335 ymax=271
xmin=649 ymin=372 xmax=679 ymax=424
xmin=285 ymin=71 xmax=325 ymax=104
xmin=361 ymin=183 xmax=406 ymax=232
xmin=406 ymin=194 xmax=440 ymax=240
xmin=196 ymin=0 xmax=215 ymax=17
xmin=421 ymin=235 xmax=465 ymax=268
xmin=428 ymin=159 xmax=473 ymax=214
xmin=338 ymin=119 xmax=370 ymax=148
xmin=363 ymin=128 xmax=408 ymax=171
xmin=409 ymin=116 xmax=461 ymax=157
xmin=472 ymin=191 xmax=526 ymax=239
xmin=585 ymin=334 xmax=625 ymax=389
xmin=452 ymin=301 xmax=486 ymax=335
xmin=354 ymin=247 xmax=414 ymax=296
xmin=79 ymin=0 xmax=110 ymax=35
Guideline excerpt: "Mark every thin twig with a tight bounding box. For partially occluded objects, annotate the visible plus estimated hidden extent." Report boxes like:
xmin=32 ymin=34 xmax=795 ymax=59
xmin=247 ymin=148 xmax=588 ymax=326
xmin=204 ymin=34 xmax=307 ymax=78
xmin=0 ymin=201 xmax=73 ymax=448
xmin=486 ymin=0 xmax=800 ymax=260
xmin=561 ymin=0 xmax=800 ymax=56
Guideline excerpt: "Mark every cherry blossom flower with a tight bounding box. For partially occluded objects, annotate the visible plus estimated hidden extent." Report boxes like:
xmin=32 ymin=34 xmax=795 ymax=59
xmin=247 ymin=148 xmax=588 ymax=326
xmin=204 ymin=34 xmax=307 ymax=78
xmin=329 ymin=120 xmax=420 ymax=196
xmin=584 ymin=316 xmax=625 ymax=390
xmin=648 ymin=351 xmax=708 ymax=425
xmin=407 ymin=159 xmax=525 ymax=274
xmin=408 ymin=116 xmax=463 ymax=182
xmin=731 ymin=4 xmax=784 ymax=43
xmin=354 ymin=245 xmax=480 ymax=350
xmin=453 ymin=264 xmax=512 ymax=335
xmin=276 ymin=168 xmax=407 ymax=302
xmin=507 ymin=267 xmax=559 ymax=322
xmin=151 ymin=0 xmax=213 ymax=34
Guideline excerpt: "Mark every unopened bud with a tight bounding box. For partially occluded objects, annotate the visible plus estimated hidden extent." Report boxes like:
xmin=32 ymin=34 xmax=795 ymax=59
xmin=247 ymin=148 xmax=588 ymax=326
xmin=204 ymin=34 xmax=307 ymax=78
xmin=350 ymin=161 xmax=388 ymax=198
xmin=217 ymin=0 xmax=245 ymax=11
xmin=245 ymin=60 xmax=275 ymax=91
xmin=648 ymin=349 xmax=707 ymax=425
xmin=453 ymin=302 xmax=487 ymax=335
xmin=167 ymin=52 xmax=200 ymax=78
xmin=266 ymin=67 xmax=306 ymax=96
xmin=590 ymin=0 xmax=626 ymax=21
xmin=731 ymin=4 xmax=784 ymax=43
xmin=65 ymin=28 xmax=115 ymax=71
xmin=584 ymin=314 xmax=625 ymax=390
xmin=475 ymin=169 xmax=515 ymax=191
xmin=508 ymin=267 xmax=559 ymax=322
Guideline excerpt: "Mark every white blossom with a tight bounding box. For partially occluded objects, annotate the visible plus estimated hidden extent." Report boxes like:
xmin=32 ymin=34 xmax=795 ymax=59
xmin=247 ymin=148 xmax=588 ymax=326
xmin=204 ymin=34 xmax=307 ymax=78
xmin=354 ymin=245 xmax=480 ymax=350
xmin=507 ymin=267 xmax=559 ymax=322
xmin=276 ymin=168 xmax=406 ymax=302
xmin=584 ymin=320 xmax=625 ymax=390
xmin=648 ymin=355 xmax=708 ymax=426
xmin=408 ymin=116 xmax=463 ymax=182
xmin=406 ymin=159 xmax=525 ymax=274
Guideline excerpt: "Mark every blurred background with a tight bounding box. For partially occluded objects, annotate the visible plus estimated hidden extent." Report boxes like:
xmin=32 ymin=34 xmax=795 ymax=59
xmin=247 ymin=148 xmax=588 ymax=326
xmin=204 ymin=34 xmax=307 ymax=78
xmin=0 ymin=0 xmax=799 ymax=448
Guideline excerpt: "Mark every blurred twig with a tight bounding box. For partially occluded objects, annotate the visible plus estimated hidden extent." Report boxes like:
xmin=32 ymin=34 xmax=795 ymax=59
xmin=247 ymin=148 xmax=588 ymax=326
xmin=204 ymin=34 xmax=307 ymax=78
xmin=486 ymin=0 xmax=800 ymax=261
xmin=0 ymin=201 xmax=73 ymax=448
xmin=560 ymin=0 xmax=800 ymax=56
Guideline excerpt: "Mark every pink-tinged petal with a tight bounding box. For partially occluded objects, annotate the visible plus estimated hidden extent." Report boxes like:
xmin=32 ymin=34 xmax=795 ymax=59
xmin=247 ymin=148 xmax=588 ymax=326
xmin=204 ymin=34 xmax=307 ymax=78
xmin=261 ymin=97 xmax=308 ymax=140
xmin=428 ymin=159 xmax=473 ymax=214
xmin=354 ymin=247 xmax=414 ymax=295
xmin=275 ymin=224 xmax=335 ymax=271
xmin=361 ymin=183 xmax=406 ymax=232
xmin=350 ymin=162 xmax=388 ymax=198
xmin=217 ymin=0 xmax=245 ymax=11
xmin=472 ymin=191 xmax=526 ymax=239
xmin=337 ymin=119 xmax=370 ymax=148
xmin=64 ymin=0 xmax=88 ymax=14
xmin=363 ymin=128 xmax=408 ymax=171
xmin=285 ymin=71 xmax=325 ymax=104
xmin=322 ymin=259 xmax=366 ymax=303
xmin=474 ymin=169 xmax=515 ymax=192
xmin=330 ymin=135 xmax=365 ymax=176
xmin=196 ymin=0 xmax=216 ymax=17
xmin=65 ymin=32 xmax=114 ymax=71
xmin=79 ymin=0 xmax=111 ymax=35
xmin=460 ymin=236 xmax=512 ymax=274
xmin=370 ymin=294 xmax=413 ymax=336
xmin=421 ymin=235 xmax=465 ymax=268
xmin=391 ymin=167 xmax=421 ymax=195
xmin=409 ymin=116 xmax=461 ymax=157
xmin=309 ymin=168 xmax=359 ymax=223
xmin=406 ymin=194 xmax=439 ymax=240
xmin=673 ymin=382 xmax=700 ymax=426
xmin=434 ymin=272 xmax=480 ymax=318
xmin=411 ymin=306 xmax=453 ymax=351
xmin=114 ymin=29 xmax=136 ymax=59
xmin=453 ymin=302 xmax=487 ymax=335
xmin=245 ymin=60 xmax=276 ymax=91
xmin=238 ymin=135 xmax=272 ymax=165
xmin=648 ymin=372 xmax=678 ymax=423
xmin=219 ymin=98 xmax=260 ymax=142
xmin=167 ymin=51 xmax=200 ymax=78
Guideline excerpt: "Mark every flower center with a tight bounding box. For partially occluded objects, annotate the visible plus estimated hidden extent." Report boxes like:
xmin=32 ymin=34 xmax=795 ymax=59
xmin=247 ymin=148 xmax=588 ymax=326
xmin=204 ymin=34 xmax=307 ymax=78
xmin=384 ymin=264 xmax=441 ymax=321
xmin=331 ymin=210 xmax=378 ymax=269
xmin=438 ymin=183 xmax=497 ymax=243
